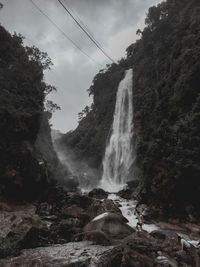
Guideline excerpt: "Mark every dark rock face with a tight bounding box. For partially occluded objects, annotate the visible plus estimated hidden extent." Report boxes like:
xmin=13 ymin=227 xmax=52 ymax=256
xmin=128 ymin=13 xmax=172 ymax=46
xmin=88 ymin=188 xmax=108 ymax=199
xmin=117 ymin=189 xmax=134 ymax=200
xmin=65 ymin=193 xmax=93 ymax=209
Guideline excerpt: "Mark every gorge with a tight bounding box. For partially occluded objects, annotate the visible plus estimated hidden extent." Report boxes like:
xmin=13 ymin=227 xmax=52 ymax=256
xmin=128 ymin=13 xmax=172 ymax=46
xmin=0 ymin=0 xmax=200 ymax=266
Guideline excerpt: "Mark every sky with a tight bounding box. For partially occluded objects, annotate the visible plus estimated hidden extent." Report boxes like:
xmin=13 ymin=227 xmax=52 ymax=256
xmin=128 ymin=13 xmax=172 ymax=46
xmin=0 ymin=0 xmax=161 ymax=133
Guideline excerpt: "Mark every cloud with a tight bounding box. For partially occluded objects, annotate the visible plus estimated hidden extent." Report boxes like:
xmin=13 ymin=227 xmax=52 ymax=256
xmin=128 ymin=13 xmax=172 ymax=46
xmin=0 ymin=0 xmax=161 ymax=132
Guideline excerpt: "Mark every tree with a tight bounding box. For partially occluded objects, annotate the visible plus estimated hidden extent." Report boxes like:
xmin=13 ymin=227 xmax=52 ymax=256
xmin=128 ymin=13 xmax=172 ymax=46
xmin=25 ymin=46 xmax=53 ymax=71
xmin=78 ymin=106 xmax=90 ymax=122
xmin=136 ymin=29 xmax=142 ymax=36
xmin=45 ymin=100 xmax=61 ymax=114
xmin=145 ymin=6 xmax=161 ymax=30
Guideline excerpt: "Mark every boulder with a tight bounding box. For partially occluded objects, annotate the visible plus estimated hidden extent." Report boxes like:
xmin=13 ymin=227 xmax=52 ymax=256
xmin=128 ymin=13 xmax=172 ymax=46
xmin=18 ymin=226 xmax=51 ymax=249
xmin=0 ymin=203 xmax=48 ymax=258
xmin=65 ymin=193 xmax=93 ymax=209
xmin=50 ymin=220 xmax=81 ymax=243
xmin=84 ymin=212 xmax=134 ymax=239
xmin=88 ymin=188 xmax=108 ymax=199
xmin=98 ymin=246 xmax=123 ymax=267
xmin=87 ymin=198 xmax=121 ymax=220
xmin=117 ymin=189 xmax=133 ymax=200
xmin=61 ymin=204 xmax=90 ymax=226
xmin=83 ymin=230 xmax=111 ymax=246
xmin=150 ymin=230 xmax=167 ymax=241
xmin=36 ymin=202 xmax=52 ymax=216
xmin=122 ymin=250 xmax=154 ymax=267
xmin=122 ymin=249 xmax=154 ymax=267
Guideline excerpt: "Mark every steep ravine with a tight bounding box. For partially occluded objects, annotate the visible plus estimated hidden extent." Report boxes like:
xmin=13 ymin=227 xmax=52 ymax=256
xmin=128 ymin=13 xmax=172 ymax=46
xmin=59 ymin=0 xmax=200 ymax=219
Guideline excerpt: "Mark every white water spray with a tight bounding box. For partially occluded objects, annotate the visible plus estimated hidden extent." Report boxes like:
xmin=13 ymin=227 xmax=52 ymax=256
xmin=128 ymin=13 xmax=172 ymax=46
xmin=100 ymin=69 xmax=134 ymax=192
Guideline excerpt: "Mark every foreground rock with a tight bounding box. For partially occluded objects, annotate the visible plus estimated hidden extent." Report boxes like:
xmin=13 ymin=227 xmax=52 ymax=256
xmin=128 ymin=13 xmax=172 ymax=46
xmin=84 ymin=212 xmax=134 ymax=240
xmin=0 ymin=241 xmax=114 ymax=267
xmin=0 ymin=203 xmax=48 ymax=258
xmin=87 ymin=198 xmax=121 ymax=220
xmin=88 ymin=188 xmax=108 ymax=199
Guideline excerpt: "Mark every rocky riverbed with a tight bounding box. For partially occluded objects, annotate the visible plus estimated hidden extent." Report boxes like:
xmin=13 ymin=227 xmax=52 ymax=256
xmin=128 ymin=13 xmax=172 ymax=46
xmin=0 ymin=187 xmax=200 ymax=266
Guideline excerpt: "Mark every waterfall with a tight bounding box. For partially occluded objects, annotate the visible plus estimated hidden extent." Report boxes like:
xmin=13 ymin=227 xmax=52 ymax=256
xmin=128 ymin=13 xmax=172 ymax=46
xmin=100 ymin=69 xmax=134 ymax=192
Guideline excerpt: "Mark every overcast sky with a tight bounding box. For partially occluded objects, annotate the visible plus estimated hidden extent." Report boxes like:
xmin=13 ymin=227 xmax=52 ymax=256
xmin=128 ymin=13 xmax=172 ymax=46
xmin=0 ymin=0 xmax=160 ymax=133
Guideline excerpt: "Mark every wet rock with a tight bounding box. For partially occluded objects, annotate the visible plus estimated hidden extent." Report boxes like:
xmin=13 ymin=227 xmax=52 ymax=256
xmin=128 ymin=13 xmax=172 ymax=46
xmin=87 ymin=198 xmax=121 ymax=220
xmin=88 ymin=188 xmax=108 ymax=199
xmin=51 ymin=218 xmax=82 ymax=242
xmin=83 ymin=230 xmax=111 ymax=246
xmin=50 ymin=221 xmax=82 ymax=243
xmin=84 ymin=212 xmax=134 ymax=239
xmin=121 ymin=232 xmax=160 ymax=267
xmin=36 ymin=202 xmax=52 ymax=216
xmin=65 ymin=193 xmax=93 ymax=209
xmin=122 ymin=249 xmax=154 ymax=267
xmin=18 ymin=226 xmax=51 ymax=249
xmin=150 ymin=230 xmax=167 ymax=241
xmin=175 ymin=250 xmax=195 ymax=266
xmin=0 ymin=232 xmax=23 ymax=258
xmin=61 ymin=204 xmax=90 ymax=226
xmin=98 ymin=246 xmax=123 ymax=267
xmin=60 ymin=218 xmax=81 ymax=228
xmin=0 ymin=241 xmax=114 ymax=267
xmin=117 ymin=189 xmax=133 ymax=200
xmin=0 ymin=203 xmax=48 ymax=258
xmin=45 ymin=185 xmax=68 ymax=208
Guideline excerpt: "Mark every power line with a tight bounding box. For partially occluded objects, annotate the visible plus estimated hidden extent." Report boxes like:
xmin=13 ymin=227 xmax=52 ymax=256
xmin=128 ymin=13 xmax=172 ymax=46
xmin=63 ymin=0 xmax=103 ymax=48
xmin=29 ymin=0 xmax=103 ymax=67
xmin=57 ymin=0 xmax=116 ymax=64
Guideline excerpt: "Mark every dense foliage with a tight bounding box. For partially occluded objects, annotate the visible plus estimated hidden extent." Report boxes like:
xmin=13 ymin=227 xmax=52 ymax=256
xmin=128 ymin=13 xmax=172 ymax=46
xmin=61 ymin=0 xmax=200 ymax=216
xmin=129 ymin=0 xmax=200 ymax=216
xmin=0 ymin=25 xmax=64 ymax=200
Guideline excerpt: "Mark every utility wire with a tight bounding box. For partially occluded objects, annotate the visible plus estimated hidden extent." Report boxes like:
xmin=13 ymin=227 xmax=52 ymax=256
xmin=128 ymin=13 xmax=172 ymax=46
xmin=57 ymin=0 xmax=116 ymax=64
xmin=29 ymin=0 xmax=103 ymax=67
xmin=63 ymin=0 xmax=103 ymax=48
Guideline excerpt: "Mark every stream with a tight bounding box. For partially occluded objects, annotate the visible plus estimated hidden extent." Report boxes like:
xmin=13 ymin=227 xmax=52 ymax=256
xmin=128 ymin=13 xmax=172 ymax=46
xmin=108 ymin=193 xmax=159 ymax=233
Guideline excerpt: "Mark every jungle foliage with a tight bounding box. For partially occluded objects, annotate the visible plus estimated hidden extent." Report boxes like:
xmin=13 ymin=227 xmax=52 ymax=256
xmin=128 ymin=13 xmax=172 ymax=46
xmin=0 ymin=25 xmax=62 ymax=200
xmin=61 ymin=0 xmax=200 ymax=215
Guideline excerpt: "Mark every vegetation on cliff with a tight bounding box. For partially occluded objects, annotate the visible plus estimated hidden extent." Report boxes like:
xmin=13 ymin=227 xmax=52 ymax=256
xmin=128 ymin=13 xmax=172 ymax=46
xmin=0 ymin=24 xmax=66 ymax=200
xmin=130 ymin=0 xmax=200 ymax=216
xmin=61 ymin=0 xmax=200 ymax=216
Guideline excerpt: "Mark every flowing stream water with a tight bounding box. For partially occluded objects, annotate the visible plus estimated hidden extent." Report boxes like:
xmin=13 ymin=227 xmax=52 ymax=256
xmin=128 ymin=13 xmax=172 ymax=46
xmin=100 ymin=69 xmax=134 ymax=192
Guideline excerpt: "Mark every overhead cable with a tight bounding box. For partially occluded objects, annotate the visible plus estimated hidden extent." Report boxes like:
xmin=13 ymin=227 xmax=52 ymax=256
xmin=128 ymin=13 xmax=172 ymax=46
xmin=30 ymin=0 xmax=103 ymax=67
xmin=57 ymin=0 xmax=116 ymax=64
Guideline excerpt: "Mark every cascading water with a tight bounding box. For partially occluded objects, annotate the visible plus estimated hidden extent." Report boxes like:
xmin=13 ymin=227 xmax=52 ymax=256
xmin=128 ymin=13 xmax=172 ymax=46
xmin=100 ymin=69 xmax=134 ymax=192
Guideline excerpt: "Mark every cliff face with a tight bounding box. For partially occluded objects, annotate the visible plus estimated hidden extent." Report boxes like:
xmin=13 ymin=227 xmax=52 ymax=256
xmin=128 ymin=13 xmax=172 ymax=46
xmin=130 ymin=0 xmax=200 ymax=215
xmin=61 ymin=0 xmax=200 ymax=215
xmin=0 ymin=25 xmax=67 ymax=201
